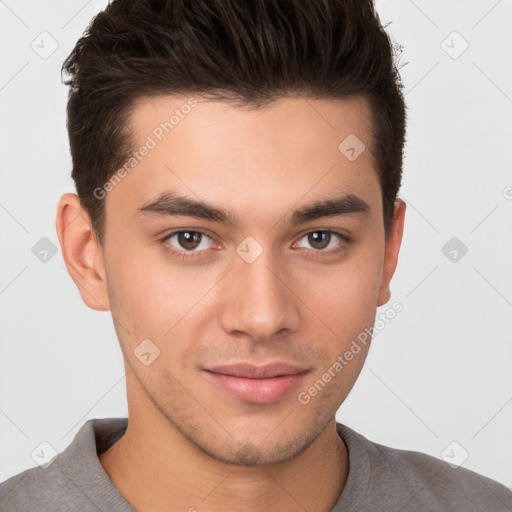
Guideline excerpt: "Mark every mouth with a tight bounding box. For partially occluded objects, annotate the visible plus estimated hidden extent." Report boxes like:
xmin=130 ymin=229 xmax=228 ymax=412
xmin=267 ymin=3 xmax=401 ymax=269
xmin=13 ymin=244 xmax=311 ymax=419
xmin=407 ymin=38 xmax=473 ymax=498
xmin=202 ymin=362 xmax=310 ymax=404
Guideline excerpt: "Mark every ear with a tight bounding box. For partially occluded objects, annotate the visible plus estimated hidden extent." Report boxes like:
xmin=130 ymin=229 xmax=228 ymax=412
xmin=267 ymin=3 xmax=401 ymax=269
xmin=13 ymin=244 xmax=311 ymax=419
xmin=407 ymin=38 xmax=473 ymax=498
xmin=377 ymin=199 xmax=406 ymax=307
xmin=55 ymin=193 xmax=110 ymax=311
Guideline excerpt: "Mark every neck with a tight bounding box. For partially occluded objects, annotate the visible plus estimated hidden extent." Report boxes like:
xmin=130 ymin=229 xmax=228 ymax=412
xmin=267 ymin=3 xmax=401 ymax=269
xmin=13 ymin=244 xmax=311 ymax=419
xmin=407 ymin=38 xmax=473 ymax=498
xmin=99 ymin=414 xmax=347 ymax=512
xmin=99 ymin=371 xmax=348 ymax=512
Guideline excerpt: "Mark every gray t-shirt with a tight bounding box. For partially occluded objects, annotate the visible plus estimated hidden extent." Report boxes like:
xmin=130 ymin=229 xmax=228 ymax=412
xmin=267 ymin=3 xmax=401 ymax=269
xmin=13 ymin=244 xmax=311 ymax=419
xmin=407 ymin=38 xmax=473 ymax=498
xmin=1 ymin=417 xmax=511 ymax=511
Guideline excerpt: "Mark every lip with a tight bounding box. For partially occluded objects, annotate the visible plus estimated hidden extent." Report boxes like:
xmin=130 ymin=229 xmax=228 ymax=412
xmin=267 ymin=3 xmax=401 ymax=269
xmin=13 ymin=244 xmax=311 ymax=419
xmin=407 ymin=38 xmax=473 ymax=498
xmin=202 ymin=362 xmax=309 ymax=404
xmin=207 ymin=362 xmax=308 ymax=378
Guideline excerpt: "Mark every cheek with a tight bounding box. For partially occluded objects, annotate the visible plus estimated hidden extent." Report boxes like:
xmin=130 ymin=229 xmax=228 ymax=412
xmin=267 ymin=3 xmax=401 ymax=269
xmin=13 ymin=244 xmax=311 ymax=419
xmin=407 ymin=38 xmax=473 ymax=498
xmin=104 ymin=241 xmax=219 ymax=357
xmin=104 ymin=239 xmax=170 ymax=339
xmin=299 ymin=240 xmax=384 ymax=334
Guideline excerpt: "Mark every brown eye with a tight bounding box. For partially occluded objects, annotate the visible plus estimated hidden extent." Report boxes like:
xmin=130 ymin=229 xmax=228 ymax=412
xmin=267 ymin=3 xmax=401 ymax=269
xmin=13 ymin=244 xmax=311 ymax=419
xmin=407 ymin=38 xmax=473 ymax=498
xmin=299 ymin=231 xmax=348 ymax=250
xmin=177 ymin=231 xmax=202 ymax=250
xmin=307 ymin=231 xmax=332 ymax=250
xmin=294 ymin=230 xmax=350 ymax=256
xmin=163 ymin=230 xmax=214 ymax=254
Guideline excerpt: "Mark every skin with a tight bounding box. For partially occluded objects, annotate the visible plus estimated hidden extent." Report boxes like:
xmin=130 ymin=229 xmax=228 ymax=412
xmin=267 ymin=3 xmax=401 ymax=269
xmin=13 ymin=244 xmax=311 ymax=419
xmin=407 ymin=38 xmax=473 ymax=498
xmin=56 ymin=94 xmax=406 ymax=512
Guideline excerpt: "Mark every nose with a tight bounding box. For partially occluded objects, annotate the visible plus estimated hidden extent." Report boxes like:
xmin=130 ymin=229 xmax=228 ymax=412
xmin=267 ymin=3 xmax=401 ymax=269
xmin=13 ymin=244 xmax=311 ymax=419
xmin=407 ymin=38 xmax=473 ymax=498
xmin=219 ymin=245 xmax=301 ymax=343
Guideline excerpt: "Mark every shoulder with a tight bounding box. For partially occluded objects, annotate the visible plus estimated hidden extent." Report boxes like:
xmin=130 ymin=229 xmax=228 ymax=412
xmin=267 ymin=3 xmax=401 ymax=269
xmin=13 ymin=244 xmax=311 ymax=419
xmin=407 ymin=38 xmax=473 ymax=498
xmin=0 ymin=417 xmax=130 ymax=512
xmin=371 ymin=440 xmax=512 ymax=508
xmin=337 ymin=423 xmax=512 ymax=511
xmin=0 ymin=458 xmax=81 ymax=512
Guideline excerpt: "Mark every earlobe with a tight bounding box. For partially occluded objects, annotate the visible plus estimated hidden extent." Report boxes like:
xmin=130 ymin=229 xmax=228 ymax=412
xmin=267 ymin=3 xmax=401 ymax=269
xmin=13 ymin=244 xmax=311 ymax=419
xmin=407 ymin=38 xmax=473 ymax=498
xmin=55 ymin=193 xmax=110 ymax=311
xmin=378 ymin=285 xmax=391 ymax=306
xmin=377 ymin=199 xmax=406 ymax=307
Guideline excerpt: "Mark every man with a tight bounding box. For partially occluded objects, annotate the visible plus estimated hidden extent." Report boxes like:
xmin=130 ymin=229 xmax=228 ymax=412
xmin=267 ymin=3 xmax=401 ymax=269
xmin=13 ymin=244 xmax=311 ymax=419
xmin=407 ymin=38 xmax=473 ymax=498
xmin=1 ymin=0 xmax=510 ymax=510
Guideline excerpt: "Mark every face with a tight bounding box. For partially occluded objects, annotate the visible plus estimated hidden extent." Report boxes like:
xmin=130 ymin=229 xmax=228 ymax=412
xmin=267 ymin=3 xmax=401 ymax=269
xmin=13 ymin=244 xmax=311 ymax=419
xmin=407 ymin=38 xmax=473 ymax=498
xmin=59 ymin=94 xmax=404 ymax=466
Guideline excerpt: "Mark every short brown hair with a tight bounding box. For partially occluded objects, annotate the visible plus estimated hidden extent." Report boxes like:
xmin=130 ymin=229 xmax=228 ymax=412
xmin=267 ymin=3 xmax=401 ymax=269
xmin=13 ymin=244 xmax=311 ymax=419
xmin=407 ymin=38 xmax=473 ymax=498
xmin=62 ymin=0 xmax=406 ymax=245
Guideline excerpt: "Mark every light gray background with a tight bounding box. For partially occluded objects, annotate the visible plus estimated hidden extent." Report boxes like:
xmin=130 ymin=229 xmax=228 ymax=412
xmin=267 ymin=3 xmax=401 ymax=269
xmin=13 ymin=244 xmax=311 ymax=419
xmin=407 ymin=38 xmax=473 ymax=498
xmin=1 ymin=0 xmax=511 ymax=488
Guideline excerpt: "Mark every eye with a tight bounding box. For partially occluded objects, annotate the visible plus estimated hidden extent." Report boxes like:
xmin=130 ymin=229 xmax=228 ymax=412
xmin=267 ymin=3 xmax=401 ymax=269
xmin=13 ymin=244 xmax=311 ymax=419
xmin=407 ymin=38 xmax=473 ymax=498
xmin=293 ymin=230 xmax=350 ymax=254
xmin=162 ymin=230 xmax=214 ymax=257
xmin=160 ymin=228 xmax=350 ymax=260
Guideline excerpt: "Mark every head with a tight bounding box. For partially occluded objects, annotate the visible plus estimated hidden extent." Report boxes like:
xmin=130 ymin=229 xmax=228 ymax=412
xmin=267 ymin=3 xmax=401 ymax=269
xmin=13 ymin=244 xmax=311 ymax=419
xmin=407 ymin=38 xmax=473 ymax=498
xmin=57 ymin=0 xmax=407 ymax=466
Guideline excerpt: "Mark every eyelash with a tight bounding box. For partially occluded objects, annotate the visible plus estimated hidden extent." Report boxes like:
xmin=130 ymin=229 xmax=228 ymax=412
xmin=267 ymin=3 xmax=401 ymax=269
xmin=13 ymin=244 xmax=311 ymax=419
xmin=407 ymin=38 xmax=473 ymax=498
xmin=160 ymin=229 xmax=351 ymax=260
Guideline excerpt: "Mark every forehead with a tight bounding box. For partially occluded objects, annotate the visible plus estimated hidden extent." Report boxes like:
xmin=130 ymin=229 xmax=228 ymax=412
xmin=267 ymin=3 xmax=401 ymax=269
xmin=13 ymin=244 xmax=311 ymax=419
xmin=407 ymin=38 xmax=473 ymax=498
xmin=106 ymin=94 xmax=381 ymax=228
xmin=128 ymin=94 xmax=375 ymax=152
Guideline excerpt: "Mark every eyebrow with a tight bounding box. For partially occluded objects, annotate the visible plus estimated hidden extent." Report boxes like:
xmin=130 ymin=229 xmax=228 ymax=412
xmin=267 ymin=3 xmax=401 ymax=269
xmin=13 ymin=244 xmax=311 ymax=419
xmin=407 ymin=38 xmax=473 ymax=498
xmin=134 ymin=191 xmax=370 ymax=227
